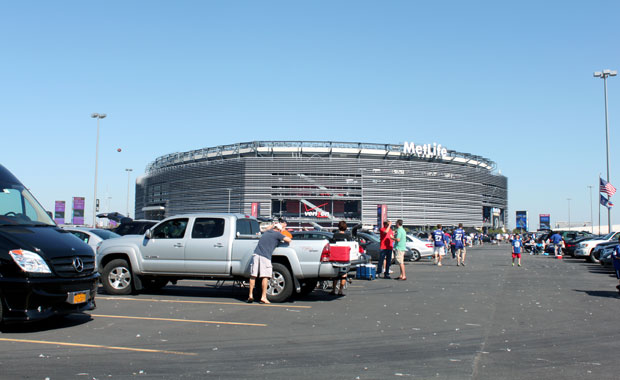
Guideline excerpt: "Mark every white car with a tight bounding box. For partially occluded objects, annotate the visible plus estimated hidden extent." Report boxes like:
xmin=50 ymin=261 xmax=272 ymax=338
xmin=406 ymin=234 xmax=434 ymax=261
xmin=574 ymin=231 xmax=620 ymax=263
xmin=63 ymin=227 xmax=121 ymax=254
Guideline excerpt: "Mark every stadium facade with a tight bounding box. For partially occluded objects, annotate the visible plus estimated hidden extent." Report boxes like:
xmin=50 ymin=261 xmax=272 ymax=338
xmin=135 ymin=141 xmax=507 ymax=230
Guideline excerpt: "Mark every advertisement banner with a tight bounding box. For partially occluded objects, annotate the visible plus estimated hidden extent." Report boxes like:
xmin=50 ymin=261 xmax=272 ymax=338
xmin=251 ymin=202 xmax=260 ymax=217
xmin=54 ymin=201 xmax=65 ymax=225
xmin=539 ymin=214 xmax=550 ymax=230
xmin=515 ymin=211 xmax=528 ymax=231
xmin=377 ymin=204 xmax=387 ymax=228
xmin=72 ymin=197 xmax=85 ymax=225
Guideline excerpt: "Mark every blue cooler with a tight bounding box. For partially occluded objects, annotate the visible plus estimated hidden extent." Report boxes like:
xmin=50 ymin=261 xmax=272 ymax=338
xmin=356 ymin=264 xmax=376 ymax=280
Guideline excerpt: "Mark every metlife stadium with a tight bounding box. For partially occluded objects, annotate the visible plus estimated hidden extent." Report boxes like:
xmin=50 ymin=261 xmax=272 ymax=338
xmin=135 ymin=141 xmax=507 ymax=230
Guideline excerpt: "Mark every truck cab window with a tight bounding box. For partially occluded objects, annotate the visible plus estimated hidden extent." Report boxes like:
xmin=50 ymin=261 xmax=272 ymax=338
xmin=153 ymin=218 xmax=188 ymax=239
xmin=192 ymin=218 xmax=225 ymax=239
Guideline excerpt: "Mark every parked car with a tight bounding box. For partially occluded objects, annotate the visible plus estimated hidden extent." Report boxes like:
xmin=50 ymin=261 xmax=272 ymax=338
xmin=62 ymin=227 xmax=121 ymax=253
xmin=97 ymin=212 xmax=158 ymax=236
xmin=406 ymin=234 xmax=433 ymax=261
xmin=599 ymin=245 xmax=616 ymax=268
xmin=356 ymin=231 xmax=414 ymax=262
xmin=563 ymin=235 xmax=598 ymax=257
xmin=589 ymin=240 xmax=619 ymax=264
xmin=574 ymin=232 xmax=620 ymax=263
xmin=0 ymin=164 xmax=98 ymax=324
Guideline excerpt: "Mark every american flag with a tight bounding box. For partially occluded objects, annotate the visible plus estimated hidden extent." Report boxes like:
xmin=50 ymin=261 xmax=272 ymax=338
xmin=600 ymin=177 xmax=616 ymax=197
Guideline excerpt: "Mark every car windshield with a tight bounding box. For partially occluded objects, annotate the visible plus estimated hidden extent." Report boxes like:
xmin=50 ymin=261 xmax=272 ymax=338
xmin=602 ymin=232 xmax=616 ymax=240
xmin=91 ymin=229 xmax=121 ymax=239
xmin=0 ymin=184 xmax=55 ymax=226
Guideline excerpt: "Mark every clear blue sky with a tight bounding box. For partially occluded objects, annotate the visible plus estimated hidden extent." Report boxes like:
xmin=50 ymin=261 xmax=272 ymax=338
xmin=1 ymin=1 xmax=618 ymax=229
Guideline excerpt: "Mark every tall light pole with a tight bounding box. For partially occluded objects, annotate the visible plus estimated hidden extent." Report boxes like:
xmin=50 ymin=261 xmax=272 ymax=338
xmin=125 ymin=168 xmax=133 ymax=218
xmin=567 ymin=198 xmax=572 ymax=230
xmin=587 ymin=185 xmax=594 ymax=233
xmin=594 ymin=69 xmax=617 ymax=233
xmin=91 ymin=113 xmax=106 ymax=227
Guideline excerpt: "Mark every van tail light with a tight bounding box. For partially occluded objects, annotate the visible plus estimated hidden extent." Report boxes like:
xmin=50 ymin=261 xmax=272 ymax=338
xmin=359 ymin=245 xmax=365 ymax=254
xmin=320 ymin=244 xmax=331 ymax=262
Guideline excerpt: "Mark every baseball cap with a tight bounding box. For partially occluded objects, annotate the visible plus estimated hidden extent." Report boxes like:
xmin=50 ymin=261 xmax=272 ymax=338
xmin=273 ymin=223 xmax=283 ymax=230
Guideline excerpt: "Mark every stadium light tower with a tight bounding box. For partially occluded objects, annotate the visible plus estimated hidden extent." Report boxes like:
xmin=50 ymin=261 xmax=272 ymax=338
xmin=91 ymin=113 xmax=107 ymax=227
xmin=594 ymin=69 xmax=616 ymax=233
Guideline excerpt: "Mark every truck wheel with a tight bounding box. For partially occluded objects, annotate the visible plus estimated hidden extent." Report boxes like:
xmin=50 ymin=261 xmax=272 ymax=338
xmin=410 ymin=249 xmax=421 ymax=262
xmin=298 ymin=279 xmax=318 ymax=296
xmin=102 ymin=259 xmax=133 ymax=295
xmin=267 ymin=263 xmax=294 ymax=302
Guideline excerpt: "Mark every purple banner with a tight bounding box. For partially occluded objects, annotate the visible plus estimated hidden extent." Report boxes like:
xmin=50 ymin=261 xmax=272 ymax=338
xmin=72 ymin=197 xmax=85 ymax=225
xmin=54 ymin=201 xmax=65 ymax=225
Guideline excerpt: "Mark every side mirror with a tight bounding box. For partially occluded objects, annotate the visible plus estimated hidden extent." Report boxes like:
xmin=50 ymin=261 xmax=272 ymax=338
xmin=145 ymin=229 xmax=153 ymax=239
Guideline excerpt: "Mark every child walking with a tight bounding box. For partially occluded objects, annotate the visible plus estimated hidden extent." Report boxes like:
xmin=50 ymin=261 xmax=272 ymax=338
xmin=512 ymin=235 xmax=522 ymax=267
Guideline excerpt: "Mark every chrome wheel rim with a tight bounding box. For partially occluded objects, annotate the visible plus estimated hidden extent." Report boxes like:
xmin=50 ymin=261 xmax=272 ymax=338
xmin=108 ymin=266 xmax=131 ymax=290
xmin=268 ymin=271 xmax=285 ymax=296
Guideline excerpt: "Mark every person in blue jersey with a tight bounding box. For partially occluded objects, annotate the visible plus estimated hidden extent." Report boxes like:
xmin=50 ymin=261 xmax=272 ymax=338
xmin=613 ymin=235 xmax=620 ymax=294
xmin=548 ymin=231 xmax=563 ymax=257
xmin=452 ymin=223 xmax=467 ymax=266
xmin=430 ymin=224 xmax=446 ymax=267
xmin=512 ymin=234 xmax=523 ymax=267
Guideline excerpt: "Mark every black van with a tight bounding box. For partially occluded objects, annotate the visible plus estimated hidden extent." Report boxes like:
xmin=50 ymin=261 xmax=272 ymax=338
xmin=0 ymin=164 xmax=98 ymax=323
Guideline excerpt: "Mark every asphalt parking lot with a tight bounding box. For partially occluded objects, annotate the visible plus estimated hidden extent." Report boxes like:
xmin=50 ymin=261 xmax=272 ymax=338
xmin=1 ymin=244 xmax=618 ymax=380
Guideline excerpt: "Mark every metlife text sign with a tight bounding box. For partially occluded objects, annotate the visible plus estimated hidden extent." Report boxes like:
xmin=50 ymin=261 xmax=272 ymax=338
xmin=403 ymin=142 xmax=448 ymax=159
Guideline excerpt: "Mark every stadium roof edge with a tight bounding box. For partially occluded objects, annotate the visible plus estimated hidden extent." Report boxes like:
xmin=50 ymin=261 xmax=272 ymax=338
xmin=145 ymin=141 xmax=498 ymax=174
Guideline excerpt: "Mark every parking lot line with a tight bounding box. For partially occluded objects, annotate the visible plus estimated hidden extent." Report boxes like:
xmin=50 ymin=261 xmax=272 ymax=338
xmin=91 ymin=314 xmax=267 ymax=326
xmin=0 ymin=337 xmax=197 ymax=356
xmin=97 ymin=296 xmax=312 ymax=309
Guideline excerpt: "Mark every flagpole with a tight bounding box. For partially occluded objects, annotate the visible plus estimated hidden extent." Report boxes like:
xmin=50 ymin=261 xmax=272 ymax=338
xmin=598 ymin=175 xmax=601 ymax=234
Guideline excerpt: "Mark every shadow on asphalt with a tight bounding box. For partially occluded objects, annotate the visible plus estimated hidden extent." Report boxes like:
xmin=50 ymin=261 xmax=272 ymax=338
xmin=97 ymin=282 xmax=342 ymax=304
xmin=0 ymin=313 xmax=93 ymax=334
xmin=573 ymin=289 xmax=620 ymax=299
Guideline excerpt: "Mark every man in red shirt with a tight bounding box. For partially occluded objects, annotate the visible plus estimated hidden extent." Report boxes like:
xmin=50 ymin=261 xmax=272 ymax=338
xmin=378 ymin=220 xmax=394 ymax=279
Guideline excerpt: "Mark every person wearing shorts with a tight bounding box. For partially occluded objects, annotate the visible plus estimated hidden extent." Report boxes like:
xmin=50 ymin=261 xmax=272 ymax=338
xmin=512 ymin=235 xmax=522 ymax=267
xmin=431 ymin=224 xmax=446 ymax=267
xmin=394 ymin=219 xmax=407 ymax=280
xmin=248 ymin=223 xmax=291 ymax=304
xmin=613 ymin=235 xmax=620 ymax=294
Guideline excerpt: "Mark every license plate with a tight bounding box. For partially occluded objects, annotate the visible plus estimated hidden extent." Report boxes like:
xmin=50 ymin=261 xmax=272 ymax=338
xmin=67 ymin=291 xmax=88 ymax=304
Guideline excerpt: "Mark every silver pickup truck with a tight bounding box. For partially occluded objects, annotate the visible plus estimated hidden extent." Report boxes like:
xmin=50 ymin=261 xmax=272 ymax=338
xmin=96 ymin=213 xmax=364 ymax=302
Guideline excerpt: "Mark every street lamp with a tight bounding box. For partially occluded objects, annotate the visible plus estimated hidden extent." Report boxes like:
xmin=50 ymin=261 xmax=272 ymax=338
xmin=594 ymin=69 xmax=617 ymax=233
xmin=91 ymin=113 xmax=107 ymax=227
xmin=567 ymin=198 xmax=571 ymax=230
xmin=587 ymin=185 xmax=594 ymax=233
xmin=125 ymin=168 xmax=133 ymax=218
